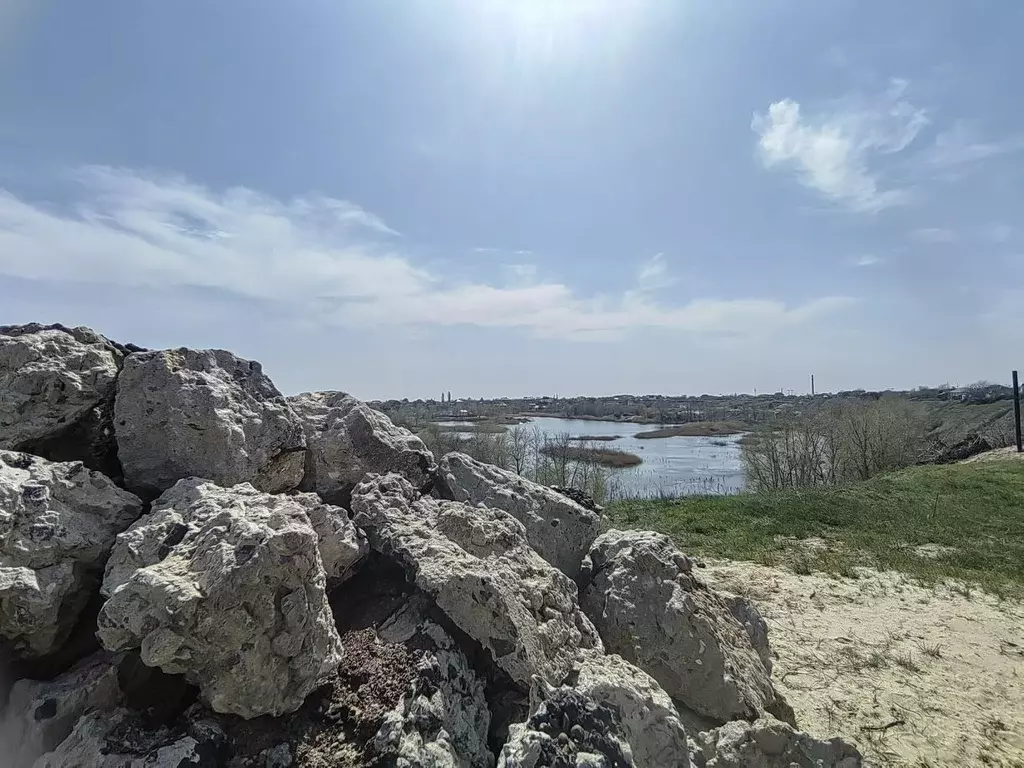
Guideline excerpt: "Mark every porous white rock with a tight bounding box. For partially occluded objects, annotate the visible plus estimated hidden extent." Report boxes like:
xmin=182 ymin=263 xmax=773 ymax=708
xmin=580 ymin=530 xmax=790 ymax=724
xmin=352 ymin=473 xmax=602 ymax=688
xmin=372 ymin=596 xmax=493 ymax=768
xmin=0 ymin=325 xmax=122 ymax=450
xmin=434 ymin=452 xmax=602 ymax=579
xmin=574 ymin=653 xmax=690 ymax=767
xmin=97 ymin=478 xmax=343 ymax=718
xmin=0 ymin=652 xmax=122 ymax=767
xmin=497 ymin=679 xmax=633 ymax=768
xmin=693 ymin=716 xmax=862 ymax=768
xmin=32 ymin=708 xmax=226 ymax=768
xmin=114 ymin=348 xmax=306 ymax=496
xmin=288 ymin=391 xmax=435 ymax=506
xmin=0 ymin=451 xmax=143 ymax=657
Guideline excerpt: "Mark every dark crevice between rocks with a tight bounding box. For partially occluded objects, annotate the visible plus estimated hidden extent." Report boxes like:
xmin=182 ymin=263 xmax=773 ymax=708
xmin=15 ymin=394 xmax=124 ymax=485
xmin=1 ymin=580 xmax=105 ymax=704
xmin=117 ymin=653 xmax=199 ymax=727
xmin=340 ymin=554 xmax=528 ymax=762
xmin=429 ymin=465 xmax=457 ymax=501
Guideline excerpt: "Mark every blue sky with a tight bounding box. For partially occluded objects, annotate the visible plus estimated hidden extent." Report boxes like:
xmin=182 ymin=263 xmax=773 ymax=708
xmin=1 ymin=0 xmax=1021 ymax=398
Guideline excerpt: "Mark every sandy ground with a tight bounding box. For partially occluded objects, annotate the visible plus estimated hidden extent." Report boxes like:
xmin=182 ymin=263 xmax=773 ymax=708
xmin=963 ymin=446 xmax=1024 ymax=463
xmin=701 ymin=560 xmax=1024 ymax=767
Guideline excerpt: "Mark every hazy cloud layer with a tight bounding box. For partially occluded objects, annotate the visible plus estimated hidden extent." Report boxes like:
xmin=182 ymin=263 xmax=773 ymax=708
xmin=0 ymin=167 xmax=856 ymax=342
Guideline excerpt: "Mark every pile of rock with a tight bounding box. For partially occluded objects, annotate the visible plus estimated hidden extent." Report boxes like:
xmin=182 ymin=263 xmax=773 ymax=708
xmin=0 ymin=323 xmax=861 ymax=767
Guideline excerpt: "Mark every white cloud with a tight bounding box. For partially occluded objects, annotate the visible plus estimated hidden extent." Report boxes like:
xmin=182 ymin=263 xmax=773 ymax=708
xmin=635 ymin=252 xmax=674 ymax=291
xmin=926 ymin=122 xmax=1024 ymax=168
xmin=752 ymin=79 xmax=928 ymax=213
xmin=0 ymin=167 xmax=858 ymax=341
xmin=911 ymin=227 xmax=956 ymax=243
xmin=855 ymin=254 xmax=883 ymax=267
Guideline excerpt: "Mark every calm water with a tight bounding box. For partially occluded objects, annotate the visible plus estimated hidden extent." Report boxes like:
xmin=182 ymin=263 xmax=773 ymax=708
xmin=443 ymin=417 xmax=746 ymax=498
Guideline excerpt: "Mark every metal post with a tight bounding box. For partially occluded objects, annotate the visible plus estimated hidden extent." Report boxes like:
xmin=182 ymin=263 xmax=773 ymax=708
xmin=1013 ymin=370 xmax=1022 ymax=453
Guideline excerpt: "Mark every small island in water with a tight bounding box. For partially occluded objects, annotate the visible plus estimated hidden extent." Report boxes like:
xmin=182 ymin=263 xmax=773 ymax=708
xmin=540 ymin=444 xmax=643 ymax=467
xmin=634 ymin=421 xmax=745 ymax=439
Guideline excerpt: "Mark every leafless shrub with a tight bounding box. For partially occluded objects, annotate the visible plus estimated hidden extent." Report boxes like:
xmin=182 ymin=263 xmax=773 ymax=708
xmin=742 ymin=397 xmax=926 ymax=491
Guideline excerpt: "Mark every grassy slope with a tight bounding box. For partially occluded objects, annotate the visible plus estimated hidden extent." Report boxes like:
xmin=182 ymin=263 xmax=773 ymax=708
xmin=608 ymin=458 xmax=1024 ymax=595
xmin=924 ymin=399 xmax=1015 ymax=441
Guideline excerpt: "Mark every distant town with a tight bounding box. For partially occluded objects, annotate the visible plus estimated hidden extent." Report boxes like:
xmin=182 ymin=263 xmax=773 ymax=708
xmin=372 ymin=381 xmax=1016 ymax=427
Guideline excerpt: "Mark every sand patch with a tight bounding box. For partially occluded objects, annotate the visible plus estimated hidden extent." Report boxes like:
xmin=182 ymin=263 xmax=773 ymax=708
xmin=963 ymin=446 xmax=1024 ymax=463
xmin=701 ymin=560 xmax=1024 ymax=767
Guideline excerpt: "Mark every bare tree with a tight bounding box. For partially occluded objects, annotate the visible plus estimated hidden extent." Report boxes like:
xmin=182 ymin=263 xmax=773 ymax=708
xmin=506 ymin=425 xmax=536 ymax=476
xmin=742 ymin=397 xmax=925 ymax=491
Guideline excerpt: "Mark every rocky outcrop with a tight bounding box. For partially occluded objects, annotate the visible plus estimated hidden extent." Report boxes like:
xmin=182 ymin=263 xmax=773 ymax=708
xmin=32 ymin=708 xmax=227 ymax=768
xmin=113 ymin=348 xmax=306 ymax=497
xmin=96 ymin=478 xmax=343 ymax=718
xmin=0 ymin=451 xmax=143 ymax=657
xmin=0 ymin=652 xmax=123 ymax=767
xmin=549 ymin=486 xmax=603 ymax=514
xmin=352 ymin=473 xmax=602 ymax=688
xmin=288 ymin=390 xmax=435 ymax=506
xmin=0 ymin=324 xmax=135 ymax=476
xmin=497 ymin=680 xmax=632 ymax=767
xmin=573 ymin=653 xmax=690 ymax=767
xmin=721 ymin=594 xmax=773 ymax=675
xmin=434 ymin=452 xmax=602 ymax=579
xmin=0 ymin=323 xmax=860 ymax=767
xmin=371 ymin=595 xmax=493 ymax=767
xmin=579 ymin=530 xmax=789 ymax=724
xmin=692 ymin=716 xmax=862 ymax=768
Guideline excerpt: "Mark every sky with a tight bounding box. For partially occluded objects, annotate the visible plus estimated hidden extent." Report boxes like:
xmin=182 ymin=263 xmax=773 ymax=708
xmin=1 ymin=0 xmax=1022 ymax=399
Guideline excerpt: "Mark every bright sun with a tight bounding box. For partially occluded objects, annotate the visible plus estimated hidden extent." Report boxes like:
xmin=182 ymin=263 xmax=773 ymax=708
xmin=460 ymin=0 xmax=627 ymax=65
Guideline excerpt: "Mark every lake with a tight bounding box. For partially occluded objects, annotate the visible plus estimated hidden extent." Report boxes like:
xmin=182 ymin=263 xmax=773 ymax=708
xmin=442 ymin=416 xmax=746 ymax=498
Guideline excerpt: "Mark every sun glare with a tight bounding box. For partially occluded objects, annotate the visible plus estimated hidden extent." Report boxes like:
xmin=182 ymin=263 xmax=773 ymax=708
xmin=454 ymin=0 xmax=641 ymax=78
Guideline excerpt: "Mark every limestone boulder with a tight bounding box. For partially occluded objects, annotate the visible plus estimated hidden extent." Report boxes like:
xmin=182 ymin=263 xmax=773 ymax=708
xmin=0 ymin=451 xmax=143 ymax=657
xmin=113 ymin=348 xmax=306 ymax=497
xmin=497 ymin=681 xmax=633 ymax=767
xmin=0 ymin=652 xmax=123 ymax=767
xmin=692 ymin=716 xmax=862 ymax=768
xmin=579 ymin=530 xmax=789 ymax=724
xmin=97 ymin=478 xmax=343 ymax=718
xmin=0 ymin=324 xmax=136 ymax=476
xmin=721 ymin=594 xmax=773 ymax=675
xmin=573 ymin=653 xmax=690 ymax=767
xmin=102 ymin=482 xmax=365 ymax=592
xmin=434 ymin=452 xmax=602 ymax=579
xmin=371 ymin=595 xmax=493 ymax=768
xmin=352 ymin=473 xmax=602 ymax=688
xmin=288 ymin=390 xmax=435 ymax=506
xmin=32 ymin=708 xmax=227 ymax=768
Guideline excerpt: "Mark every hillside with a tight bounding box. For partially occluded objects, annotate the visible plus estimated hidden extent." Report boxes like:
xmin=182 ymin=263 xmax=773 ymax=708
xmin=610 ymin=460 xmax=1024 ymax=764
xmin=609 ymin=458 xmax=1024 ymax=594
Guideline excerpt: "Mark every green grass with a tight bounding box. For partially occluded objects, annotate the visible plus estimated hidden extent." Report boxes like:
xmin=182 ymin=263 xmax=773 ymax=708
xmin=608 ymin=459 xmax=1024 ymax=595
